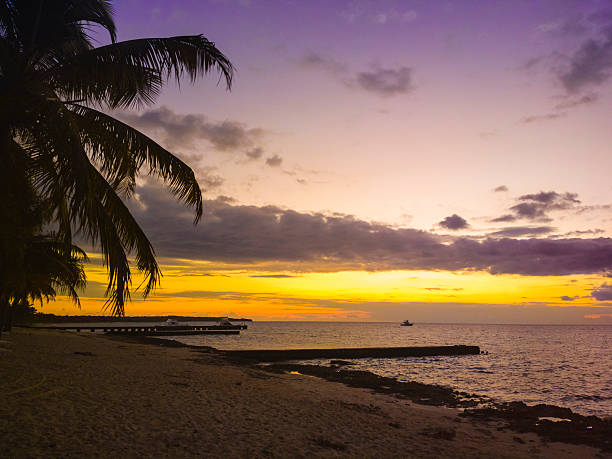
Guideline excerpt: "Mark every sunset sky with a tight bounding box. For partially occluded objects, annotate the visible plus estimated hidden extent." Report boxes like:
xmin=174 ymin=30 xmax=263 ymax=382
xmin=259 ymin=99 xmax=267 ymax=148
xmin=51 ymin=0 xmax=612 ymax=323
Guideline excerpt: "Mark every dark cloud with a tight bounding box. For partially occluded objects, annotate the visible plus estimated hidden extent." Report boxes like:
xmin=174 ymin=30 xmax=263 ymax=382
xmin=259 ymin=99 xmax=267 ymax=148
xmin=493 ymin=185 xmax=508 ymax=192
xmin=490 ymin=214 xmax=516 ymax=223
xmin=487 ymin=226 xmax=555 ymax=238
xmin=591 ymin=283 xmax=612 ymax=301
xmin=439 ymin=214 xmax=469 ymax=230
xmin=521 ymin=112 xmax=567 ymax=124
xmin=120 ymin=106 xmax=265 ymax=152
xmin=560 ymin=295 xmax=578 ymax=301
xmin=265 ymin=155 xmax=283 ymax=167
xmin=497 ymin=191 xmax=581 ymax=222
xmin=354 ymin=66 xmax=413 ymax=97
xmin=129 ymin=184 xmax=612 ymax=277
xmin=559 ymin=26 xmax=612 ymax=93
xmin=245 ymin=147 xmax=264 ymax=160
xmin=249 ymin=274 xmax=300 ymax=278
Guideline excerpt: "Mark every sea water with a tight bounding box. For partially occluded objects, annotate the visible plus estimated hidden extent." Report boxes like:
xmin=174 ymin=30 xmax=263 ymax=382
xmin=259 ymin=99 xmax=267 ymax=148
xmin=176 ymin=322 xmax=612 ymax=417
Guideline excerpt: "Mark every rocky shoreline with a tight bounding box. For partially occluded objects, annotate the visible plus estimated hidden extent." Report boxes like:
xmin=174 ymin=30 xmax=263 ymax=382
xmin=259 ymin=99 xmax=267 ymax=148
xmin=261 ymin=362 xmax=612 ymax=452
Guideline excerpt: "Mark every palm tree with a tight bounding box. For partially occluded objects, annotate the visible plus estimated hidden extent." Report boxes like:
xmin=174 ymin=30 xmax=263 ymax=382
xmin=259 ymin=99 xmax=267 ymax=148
xmin=0 ymin=1 xmax=233 ymax=315
xmin=0 ymin=169 xmax=86 ymax=337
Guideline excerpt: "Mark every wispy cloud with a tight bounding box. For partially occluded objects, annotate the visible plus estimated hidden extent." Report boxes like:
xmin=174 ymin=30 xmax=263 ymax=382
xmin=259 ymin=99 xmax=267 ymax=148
xmin=300 ymin=53 xmax=414 ymax=97
xmin=521 ymin=112 xmax=567 ymax=124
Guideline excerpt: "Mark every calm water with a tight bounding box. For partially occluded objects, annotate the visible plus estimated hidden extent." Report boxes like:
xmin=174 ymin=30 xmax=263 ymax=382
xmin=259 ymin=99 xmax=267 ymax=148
xmin=174 ymin=322 xmax=612 ymax=417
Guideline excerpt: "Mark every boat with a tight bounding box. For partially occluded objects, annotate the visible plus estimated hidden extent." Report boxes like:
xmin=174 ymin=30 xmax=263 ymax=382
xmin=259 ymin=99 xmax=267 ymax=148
xmin=217 ymin=317 xmax=233 ymax=326
xmin=161 ymin=318 xmax=181 ymax=327
xmin=400 ymin=320 xmax=413 ymax=326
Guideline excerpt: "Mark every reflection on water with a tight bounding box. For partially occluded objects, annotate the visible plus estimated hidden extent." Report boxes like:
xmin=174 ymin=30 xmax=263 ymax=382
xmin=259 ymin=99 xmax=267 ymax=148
xmin=178 ymin=322 xmax=612 ymax=417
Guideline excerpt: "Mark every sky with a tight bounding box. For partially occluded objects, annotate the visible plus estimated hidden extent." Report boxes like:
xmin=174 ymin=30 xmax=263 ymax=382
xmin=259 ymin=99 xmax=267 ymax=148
xmin=50 ymin=0 xmax=612 ymax=323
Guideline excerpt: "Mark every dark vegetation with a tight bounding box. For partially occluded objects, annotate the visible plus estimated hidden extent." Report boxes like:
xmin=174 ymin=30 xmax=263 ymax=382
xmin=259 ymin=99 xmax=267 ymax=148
xmin=0 ymin=0 xmax=233 ymax=333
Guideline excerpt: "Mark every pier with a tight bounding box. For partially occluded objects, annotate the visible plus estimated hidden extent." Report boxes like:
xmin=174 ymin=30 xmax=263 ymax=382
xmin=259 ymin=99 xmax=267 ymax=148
xmin=222 ymin=345 xmax=480 ymax=362
xmin=26 ymin=324 xmax=247 ymax=336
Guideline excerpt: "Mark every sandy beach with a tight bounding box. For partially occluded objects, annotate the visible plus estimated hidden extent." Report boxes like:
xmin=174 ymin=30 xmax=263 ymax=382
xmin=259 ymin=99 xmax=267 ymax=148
xmin=0 ymin=329 xmax=608 ymax=458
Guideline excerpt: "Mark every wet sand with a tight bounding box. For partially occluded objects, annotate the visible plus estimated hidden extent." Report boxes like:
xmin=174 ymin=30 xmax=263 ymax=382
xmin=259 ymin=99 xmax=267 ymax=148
xmin=0 ymin=328 xmax=608 ymax=458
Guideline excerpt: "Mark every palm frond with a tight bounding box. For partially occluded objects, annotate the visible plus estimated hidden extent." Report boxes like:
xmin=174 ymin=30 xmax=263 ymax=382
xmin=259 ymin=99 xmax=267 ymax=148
xmin=69 ymin=104 xmax=203 ymax=220
xmin=52 ymin=35 xmax=233 ymax=109
xmin=51 ymin=59 xmax=163 ymax=108
xmin=64 ymin=0 xmax=116 ymax=43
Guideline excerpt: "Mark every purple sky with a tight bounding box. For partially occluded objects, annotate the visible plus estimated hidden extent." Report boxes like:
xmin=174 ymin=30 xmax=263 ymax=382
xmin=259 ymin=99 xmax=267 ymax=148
xmin=57 ymin=0 xmax=612 ymax=322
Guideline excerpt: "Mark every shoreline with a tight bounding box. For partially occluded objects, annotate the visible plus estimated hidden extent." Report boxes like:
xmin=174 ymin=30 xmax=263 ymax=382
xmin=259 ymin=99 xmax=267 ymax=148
xmin=1 ymin=329 xmax=610 ymax=457
xmin=116 ymin=333 xmax=612 ymax=452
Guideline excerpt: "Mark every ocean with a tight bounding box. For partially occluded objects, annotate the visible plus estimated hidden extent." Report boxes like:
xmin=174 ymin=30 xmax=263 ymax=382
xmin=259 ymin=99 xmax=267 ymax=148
xmin=174 ymin=322 xmax=612 ymax=417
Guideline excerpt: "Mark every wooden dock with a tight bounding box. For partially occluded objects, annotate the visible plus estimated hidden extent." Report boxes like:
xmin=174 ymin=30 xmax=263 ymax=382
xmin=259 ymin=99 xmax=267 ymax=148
xmin=27 ymin=324 xmax=247 ymax=336
xmin=222 ymin=345 xmax=480 ymax=362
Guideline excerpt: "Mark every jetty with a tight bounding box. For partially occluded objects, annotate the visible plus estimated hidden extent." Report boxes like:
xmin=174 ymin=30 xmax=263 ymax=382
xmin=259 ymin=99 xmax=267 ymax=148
xmin=221 ymin=345 xmax=480 ymax=362
xmin=24 ymin=324 xmax=247 ymax=336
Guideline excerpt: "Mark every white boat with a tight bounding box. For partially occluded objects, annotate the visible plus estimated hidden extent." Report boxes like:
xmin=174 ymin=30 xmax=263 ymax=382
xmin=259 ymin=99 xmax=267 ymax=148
xmin=161 ymin=318 xmax=181 ymax=327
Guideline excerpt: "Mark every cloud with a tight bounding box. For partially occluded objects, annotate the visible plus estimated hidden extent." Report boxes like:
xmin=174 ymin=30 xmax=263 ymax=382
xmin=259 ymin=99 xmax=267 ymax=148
xmin=265 ymin=155 xmax=283 ymax=167
xmin=487 ymin=226 xmax=555 ymax=238
xmin=560 ymin=295 xmax=577 ymax=301
xmin=301 ymin=53 xmax=413 ymax=97
xmin=354 ymin=66 xmax=413 ymax=97
xmin=300 ymin=53 xmax=346 ymax=75
xmin=490 ymin=214 xmax=516 ymax=223
xmin=245 ymin=147 xmax=264 ymax=160
xmin=198 ymin=170 xmax=225 ymax=190
xmin=120 ymin=106 xmax=265 ymax=152
xmin=439 ymin=214 xmax=469 ymax=230
xmin=554 ymin=93 xmax=598 ymax=110
xmin=591 ymin=283 xmax=612 ymax=301
xmin=521 ymin=112 xmax=567 ymax=124
xmin=537 ymin=16 xmax=590 ymax=37
xmin=340 ymin=2 xmax=417 ymax=25
xmin=556 ymin=229 xmax=605 ymax=238
xmin=249 ymin=274 xmax=300 ymax=278
xmin=559 ymin=26 xmax=612 ymax=93
xmin=493 ymin=185 xmax=508 ymax=193
xmin=128 ymin=184 xmax=612 ymax=277
xmin=494 ymin=191 xmax=581 ymax=222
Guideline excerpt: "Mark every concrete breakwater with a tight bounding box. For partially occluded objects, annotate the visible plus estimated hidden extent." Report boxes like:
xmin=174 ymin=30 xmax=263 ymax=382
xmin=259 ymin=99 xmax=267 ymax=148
xmin=221 ymin=345 xmax=480 ymax=362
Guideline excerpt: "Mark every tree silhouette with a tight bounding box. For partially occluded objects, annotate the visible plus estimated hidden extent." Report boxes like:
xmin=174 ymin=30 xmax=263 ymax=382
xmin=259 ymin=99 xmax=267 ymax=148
xmin=0 ymin=1 xmax=233 ymax=315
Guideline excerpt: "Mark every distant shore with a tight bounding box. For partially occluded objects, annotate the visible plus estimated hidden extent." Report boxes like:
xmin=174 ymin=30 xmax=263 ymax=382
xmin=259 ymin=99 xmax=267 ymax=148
xmin=1 ymin=329 xmax=609 ymax=458
xmin=28 ymin=314 xmax=253 ymax=323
